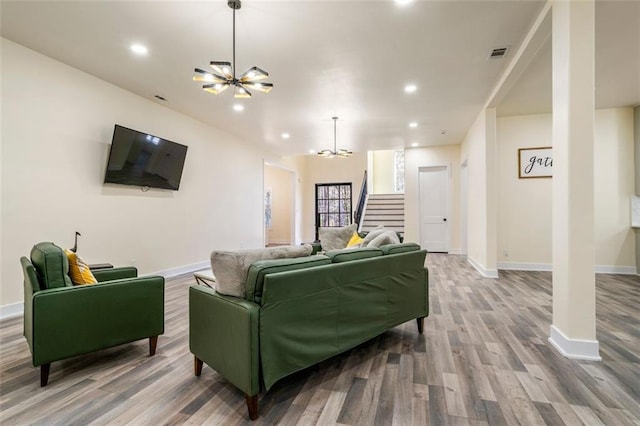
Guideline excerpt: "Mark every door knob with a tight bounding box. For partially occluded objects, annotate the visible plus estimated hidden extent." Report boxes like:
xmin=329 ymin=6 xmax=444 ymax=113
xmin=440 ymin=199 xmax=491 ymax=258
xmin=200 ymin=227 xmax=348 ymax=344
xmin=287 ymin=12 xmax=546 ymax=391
xmin=443 ymin=218 xmax=447 ymax=222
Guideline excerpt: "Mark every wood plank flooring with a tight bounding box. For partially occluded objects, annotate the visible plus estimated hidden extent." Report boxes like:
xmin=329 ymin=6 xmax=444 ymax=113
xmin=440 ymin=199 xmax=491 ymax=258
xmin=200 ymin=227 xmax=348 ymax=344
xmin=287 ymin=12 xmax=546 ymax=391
xmin=1 ymin=254 xmax=638 ymax=425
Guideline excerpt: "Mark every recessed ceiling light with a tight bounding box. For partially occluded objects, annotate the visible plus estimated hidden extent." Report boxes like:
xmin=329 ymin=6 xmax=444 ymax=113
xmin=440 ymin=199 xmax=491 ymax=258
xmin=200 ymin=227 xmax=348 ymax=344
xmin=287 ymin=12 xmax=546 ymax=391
xmin=309 ymin=149 xmax=316 ymax=154
xmin=395 ymin=0 xmax=413 ymax=5
xmin=130 ymin=43 xmax=148 ymax=55
xmin=409 ymin=122 xmax=418 ymax=128
xmin=404 ymin=84 xmax=417 ymax=93
xmin=411 ymin=142 xmax=419 ymax=147
xmin=233 ymin=104 xmax=244 ymax=112
xmin=281 ymin=133 xmax=290 ymax=139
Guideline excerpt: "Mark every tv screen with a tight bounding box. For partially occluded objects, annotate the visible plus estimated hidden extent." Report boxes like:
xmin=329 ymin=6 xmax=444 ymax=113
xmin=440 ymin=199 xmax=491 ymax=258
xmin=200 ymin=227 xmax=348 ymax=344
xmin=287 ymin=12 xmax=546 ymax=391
xmin=104 ymin=125 xmax=188 ymax=190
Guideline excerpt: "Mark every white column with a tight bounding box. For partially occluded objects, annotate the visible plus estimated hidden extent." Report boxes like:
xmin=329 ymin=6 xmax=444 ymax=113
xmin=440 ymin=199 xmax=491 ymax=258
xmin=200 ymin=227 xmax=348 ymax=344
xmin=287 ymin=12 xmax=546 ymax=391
xmin=550 ymin=0 xmax=600 ymax=360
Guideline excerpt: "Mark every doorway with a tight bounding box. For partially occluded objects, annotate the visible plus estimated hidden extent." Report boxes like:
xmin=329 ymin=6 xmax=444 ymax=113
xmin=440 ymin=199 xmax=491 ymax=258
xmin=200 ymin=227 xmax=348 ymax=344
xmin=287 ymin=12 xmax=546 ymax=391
xmin=460 ymin=160 xmax=468 ymax=256
xmin=264 ymin=164 xmax=295 ymax=247
xmin=419 ymin=165 xmax=450 ymax=252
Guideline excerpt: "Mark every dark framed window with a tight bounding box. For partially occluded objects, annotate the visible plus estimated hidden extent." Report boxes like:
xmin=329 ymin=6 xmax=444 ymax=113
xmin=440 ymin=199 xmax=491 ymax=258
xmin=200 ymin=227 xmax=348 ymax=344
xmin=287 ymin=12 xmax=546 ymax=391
xmin=315 ymin=182 xmax=352 ymax=240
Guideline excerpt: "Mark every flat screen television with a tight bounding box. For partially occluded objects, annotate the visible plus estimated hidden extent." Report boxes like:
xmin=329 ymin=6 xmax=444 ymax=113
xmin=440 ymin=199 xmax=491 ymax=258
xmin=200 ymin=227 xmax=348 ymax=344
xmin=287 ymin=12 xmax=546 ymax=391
xmin=104 ymin=125 xmax=188 ymax=190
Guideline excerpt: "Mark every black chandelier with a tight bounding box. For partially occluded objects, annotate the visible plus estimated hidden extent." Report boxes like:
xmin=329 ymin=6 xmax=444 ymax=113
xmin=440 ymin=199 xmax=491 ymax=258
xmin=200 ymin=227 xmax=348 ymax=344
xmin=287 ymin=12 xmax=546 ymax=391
xmin=318 ymin=117 xmax=352 ymax=158
xmin=193 ymin=0 xmax=273 ymax=98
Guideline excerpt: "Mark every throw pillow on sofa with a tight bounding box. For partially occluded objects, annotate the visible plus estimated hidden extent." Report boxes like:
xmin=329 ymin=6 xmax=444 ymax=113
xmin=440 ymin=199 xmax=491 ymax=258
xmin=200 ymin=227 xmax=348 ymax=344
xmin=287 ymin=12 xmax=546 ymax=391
xmin=366 ymin=230 xmax=401 ymax=248
xmin=211 ymin=244 xmax=312 ymax=298
xmin=318 ymin=223 xmax=357 ymax=251
xmin=64 ymin=249 xmax=97 ymax=285
xmin=346 ymin=232 xmax=364 ymax=248
xmin=360 ymin=225 xmax=385 ymax=247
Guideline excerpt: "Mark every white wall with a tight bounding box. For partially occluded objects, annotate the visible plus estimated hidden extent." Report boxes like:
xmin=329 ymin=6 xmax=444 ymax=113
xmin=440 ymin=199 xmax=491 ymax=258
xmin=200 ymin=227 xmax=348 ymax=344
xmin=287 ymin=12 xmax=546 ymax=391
xmin=497 ymin=108 xmax=636 ymax=271
xmin=404 ymin=144 xmax=461 ymax=249
xmin=1 ymin=39 xmax=270 ymax=309
xmin=300 ymin=153 xmax=367 ymax=242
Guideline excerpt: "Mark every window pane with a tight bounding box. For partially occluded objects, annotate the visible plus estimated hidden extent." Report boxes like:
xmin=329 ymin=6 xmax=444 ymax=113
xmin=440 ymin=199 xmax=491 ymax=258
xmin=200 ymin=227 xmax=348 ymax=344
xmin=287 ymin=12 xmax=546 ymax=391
xmin=320 ymin=186 xmax=329 ymax=199
xmin=329 ymin=186 xmax=338 ymax=198
xmin=340 ymin=185 xmax=350 ymax=198
xmin=329 ymin=200 xmax=339 ymax=213
xmin=318 ymin=199 xmax=328 ymax=213
xmin=341 ymin=199 xmax=351 ymax=213
xmin=340 ymin=213 xmax=349 ymax=226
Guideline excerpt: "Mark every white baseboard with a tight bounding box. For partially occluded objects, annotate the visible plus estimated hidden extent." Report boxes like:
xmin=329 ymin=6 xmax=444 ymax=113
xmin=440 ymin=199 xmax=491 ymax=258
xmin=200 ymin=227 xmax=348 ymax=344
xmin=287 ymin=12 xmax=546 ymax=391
xmin=147 ymin=260 xmax=210 ymax=278
xmin=497 ymin=262 xmax=553 ymax=271
xmin=467 ymin=256 xmax=499 ymax=278
xmin=548 ymin=325 xmax=601 ymax=361
xmin=448 ymin=248 xmax=462 ymax=255
xmin=595 ymin=265 xmax=638 ymax=275
xmin=0 ymin=302 xmax=23 ymax=322
xmin=1 ymin=261 xmax=211 ymax=323
xmin=498 ymin=261 xmax=637 ymax=275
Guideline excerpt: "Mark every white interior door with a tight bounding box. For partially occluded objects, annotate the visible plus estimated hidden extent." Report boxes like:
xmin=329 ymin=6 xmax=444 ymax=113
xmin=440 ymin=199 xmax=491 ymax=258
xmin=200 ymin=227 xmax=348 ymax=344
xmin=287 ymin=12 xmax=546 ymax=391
xmin=419 ymin=166 xmax=449 ymax=252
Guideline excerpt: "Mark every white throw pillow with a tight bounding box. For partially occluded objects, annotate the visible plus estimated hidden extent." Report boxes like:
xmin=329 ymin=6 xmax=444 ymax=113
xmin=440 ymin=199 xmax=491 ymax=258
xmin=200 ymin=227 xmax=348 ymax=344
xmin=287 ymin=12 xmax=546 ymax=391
xmin=210 ymin=244 xmax=312 ymax=298
xmin=361 ymin=225 xmax=385 ymax=247
xmin=318 ymin=224 xmax=357 ymax=251
xmin=366 ymin=230 xmax=401 ymax=248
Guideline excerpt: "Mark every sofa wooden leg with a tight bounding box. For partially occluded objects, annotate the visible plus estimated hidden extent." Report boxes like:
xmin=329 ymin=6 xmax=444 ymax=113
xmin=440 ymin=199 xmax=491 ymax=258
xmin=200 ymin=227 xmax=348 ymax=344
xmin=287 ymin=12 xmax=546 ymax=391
xmin=416 ymin=317 xmax=425 ymax=334
xmin=194 ymin=356 xmax=203 ymax=376
xmin=149 ymin=336 xmax=158 ymax=356
xmin=40 ymin=363 xmax=51 ymax=387
xmin=245 ymin=394 xmax=258 ymax=420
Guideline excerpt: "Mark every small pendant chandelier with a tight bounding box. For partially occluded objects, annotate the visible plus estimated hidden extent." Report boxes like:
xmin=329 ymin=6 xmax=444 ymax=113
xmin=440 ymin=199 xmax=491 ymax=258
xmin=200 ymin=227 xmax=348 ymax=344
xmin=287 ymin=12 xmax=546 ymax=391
xmin=318 ymin=117 xmax=352 ymax=158
xmin=193 ymin=0 xmax=273 ymax=98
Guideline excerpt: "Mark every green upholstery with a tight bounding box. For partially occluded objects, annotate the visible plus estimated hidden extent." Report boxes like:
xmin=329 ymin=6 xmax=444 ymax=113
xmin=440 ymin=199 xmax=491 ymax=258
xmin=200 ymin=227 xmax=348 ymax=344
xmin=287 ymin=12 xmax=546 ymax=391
xmin=325 ymin=246 xmax=383 ymax=263
xmin=21 ymin=242 xmax=165 ymax=385
xmin=379 ymin=242 xmax=421 ymax=255
xmin=30 ymin=242 xmax=72 ymax=289
xmin=245 ymin=255 xmax=331 ymax=303
xmin=189 ymin=247 xmax=428 ymax=418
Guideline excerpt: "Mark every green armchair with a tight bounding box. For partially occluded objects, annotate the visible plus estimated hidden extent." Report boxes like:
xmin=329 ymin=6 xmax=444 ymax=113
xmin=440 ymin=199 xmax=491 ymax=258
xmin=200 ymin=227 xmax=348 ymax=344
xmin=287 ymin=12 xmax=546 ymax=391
xmin=21 ymin=242 xmax=165 ymax=386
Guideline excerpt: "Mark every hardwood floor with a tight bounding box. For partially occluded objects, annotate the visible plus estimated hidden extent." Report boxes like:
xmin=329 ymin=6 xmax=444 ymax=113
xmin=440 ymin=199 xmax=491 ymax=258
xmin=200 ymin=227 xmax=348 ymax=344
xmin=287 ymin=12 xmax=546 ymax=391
xmin=1 ymin=254 xmax=638 ymax=425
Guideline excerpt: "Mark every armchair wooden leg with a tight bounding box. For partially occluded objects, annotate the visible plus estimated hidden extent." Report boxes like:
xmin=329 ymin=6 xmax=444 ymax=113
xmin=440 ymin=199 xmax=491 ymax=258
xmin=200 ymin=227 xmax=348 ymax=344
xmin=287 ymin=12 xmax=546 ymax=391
xmin=245 ymin=394 xmax=258 ymax=420
xmin=194 ymin=356 xmax=203 ymax=376
xmin=149 ymin=336 xmax=158 ymax=356
xmin=416 ymin=317 xmax=425 ymax=334
xmin=40 ymin=363 xmax=51 ymax=387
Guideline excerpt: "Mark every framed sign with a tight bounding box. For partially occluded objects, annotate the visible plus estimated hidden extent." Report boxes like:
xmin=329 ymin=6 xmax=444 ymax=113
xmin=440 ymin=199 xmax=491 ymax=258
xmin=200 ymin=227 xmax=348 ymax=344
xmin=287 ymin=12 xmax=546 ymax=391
xmin=518 ymin=147 xmax=552 ymax=178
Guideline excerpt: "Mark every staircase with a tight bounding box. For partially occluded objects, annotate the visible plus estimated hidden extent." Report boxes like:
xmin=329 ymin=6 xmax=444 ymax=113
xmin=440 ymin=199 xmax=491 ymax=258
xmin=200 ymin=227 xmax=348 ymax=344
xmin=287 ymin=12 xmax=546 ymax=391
xmin=359 ymin=193 xmax=405 ymax=235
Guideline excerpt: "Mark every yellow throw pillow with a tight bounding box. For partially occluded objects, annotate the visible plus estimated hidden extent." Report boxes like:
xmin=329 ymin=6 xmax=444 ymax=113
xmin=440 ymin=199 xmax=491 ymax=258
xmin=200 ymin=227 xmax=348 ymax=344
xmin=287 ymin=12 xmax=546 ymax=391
xmin=346 ymin=232 xmax=364 ymax=248
xmin=64 ymin=249 xmax=97 ymax=285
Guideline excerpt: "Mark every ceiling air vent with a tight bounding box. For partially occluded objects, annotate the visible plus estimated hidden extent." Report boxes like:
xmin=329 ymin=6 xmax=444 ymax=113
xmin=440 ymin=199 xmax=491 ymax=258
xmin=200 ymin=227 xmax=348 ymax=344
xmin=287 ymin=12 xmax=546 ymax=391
xmin=488 ymin=46 xmax=509 ymax=59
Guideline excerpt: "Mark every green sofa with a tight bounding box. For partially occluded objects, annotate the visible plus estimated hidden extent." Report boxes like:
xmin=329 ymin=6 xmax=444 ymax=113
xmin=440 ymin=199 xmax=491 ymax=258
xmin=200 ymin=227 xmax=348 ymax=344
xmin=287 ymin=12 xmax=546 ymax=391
xmin=21 ymin=242 xmax=165 ymax=386
xmin=189 ymin=243 xmax=428 ymax=420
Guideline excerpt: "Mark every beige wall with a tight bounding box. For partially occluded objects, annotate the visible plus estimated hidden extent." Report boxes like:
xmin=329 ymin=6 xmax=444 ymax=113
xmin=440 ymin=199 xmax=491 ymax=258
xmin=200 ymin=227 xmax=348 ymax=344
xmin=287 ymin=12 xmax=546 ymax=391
xmin=300 ymin=153 xmax=367 ymax=242
xmin=460 ymin=109 xmax=498 ymax=276
xmin=404 ymin=145 xmax=461 ymax=249
xmin=1 ymin=39 xmax=270 ymax=309
xmin=264 ymin=165 xmax=293 ymax=245
xmin=497 ymin=108 xmax=636 ymax=270
xmin=371 ymin=150 xmax=396 ymax=194
xmin=497 ymin=114 xmax=552 ymax=264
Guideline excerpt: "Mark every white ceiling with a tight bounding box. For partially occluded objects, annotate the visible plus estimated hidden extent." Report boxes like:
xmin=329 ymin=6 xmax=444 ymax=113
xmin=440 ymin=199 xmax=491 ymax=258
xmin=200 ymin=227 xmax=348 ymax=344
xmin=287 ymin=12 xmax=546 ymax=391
xmin=1 ymin=1 xmax=638 ymax=155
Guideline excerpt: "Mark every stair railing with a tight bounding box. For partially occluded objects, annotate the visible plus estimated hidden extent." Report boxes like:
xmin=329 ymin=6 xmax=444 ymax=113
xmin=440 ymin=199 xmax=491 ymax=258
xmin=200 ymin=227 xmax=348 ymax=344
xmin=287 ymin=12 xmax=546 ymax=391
xmin=354 ymin=170 xmax=368 ymax=228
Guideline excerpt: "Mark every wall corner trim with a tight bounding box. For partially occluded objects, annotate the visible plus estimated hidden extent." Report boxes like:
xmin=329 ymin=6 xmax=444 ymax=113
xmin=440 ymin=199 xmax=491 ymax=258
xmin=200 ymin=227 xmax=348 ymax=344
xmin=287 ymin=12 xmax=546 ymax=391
xmin=0 ymin=302 xmax=24 ymax=322
xmin=467 ymin=256 xmax=499 ymax=278
xmin=548 ymin=325 xmax=601 ymax=361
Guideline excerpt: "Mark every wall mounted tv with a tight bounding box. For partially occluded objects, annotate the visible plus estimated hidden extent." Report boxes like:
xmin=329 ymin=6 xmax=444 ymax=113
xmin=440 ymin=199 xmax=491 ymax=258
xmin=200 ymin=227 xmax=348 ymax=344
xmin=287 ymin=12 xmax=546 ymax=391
xmin=104 ymin=125 xmax=188 ymax=190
